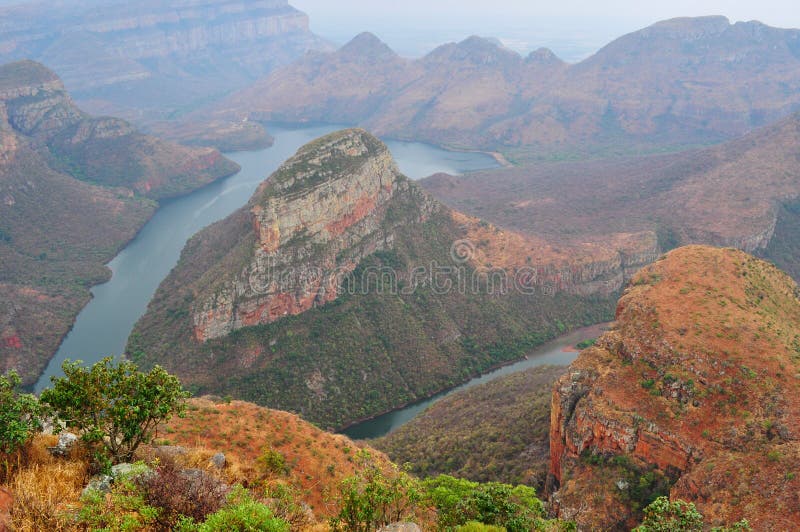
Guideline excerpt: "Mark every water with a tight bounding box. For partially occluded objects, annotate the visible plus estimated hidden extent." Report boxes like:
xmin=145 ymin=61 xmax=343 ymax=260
xmin=341 ymin=324 xmax=605 ymax=440
xmin=34 ymin=125 xmax=498 ymax=392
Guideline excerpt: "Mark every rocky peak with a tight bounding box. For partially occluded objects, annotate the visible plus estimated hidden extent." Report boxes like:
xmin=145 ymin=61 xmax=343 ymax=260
xmin=424 ymin=36 xmax=522 ymax=67
xmin=525 ymin=47 xmax=564 ymax=66
xmin=193 ymin=129 xmax=436 ymax=342
xmin=338 ymin=32 xmax=398 ymax=61
xmin=549 ymin=245 xmax=800 ymax=529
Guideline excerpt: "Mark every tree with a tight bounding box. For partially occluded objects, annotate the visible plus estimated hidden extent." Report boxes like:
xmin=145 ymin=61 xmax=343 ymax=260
xmin=41 ymin=357 xmax=189 ymax=464
xmin=0 ymin=370 xmax=41 ymax=478
xmin=634 ymin=496 xmax=704 ymax=532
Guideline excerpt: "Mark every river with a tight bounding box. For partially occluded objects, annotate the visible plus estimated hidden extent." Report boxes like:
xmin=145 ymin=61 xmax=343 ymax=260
xmin=341 ymin=324 xmax=605 ymax=440
xmin=34 ymin=125 xmax=499 ymax=392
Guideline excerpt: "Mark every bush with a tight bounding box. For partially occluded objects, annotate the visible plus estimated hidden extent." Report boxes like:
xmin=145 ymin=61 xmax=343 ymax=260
xmin=139 ymin=457 xmax=229 ymax=528
xmin=0 ymin=370 xmax=41 ymax=480
xmin=456 ymin=522 xmax=506 ymax=532
xmin=633 ymin=497 xmax=703 ymax=532
xmin=41 ymin=357 xmax=189 ymax=465
xmin=179 ymin=486 xmax=289 ymax=532
xmin=331 ymin=450 xmax=422 ymax=532
xmin=422 ymin=475 xmax=548 ymax=532
xmin=77 ymin=476 xmax=160 ymax=531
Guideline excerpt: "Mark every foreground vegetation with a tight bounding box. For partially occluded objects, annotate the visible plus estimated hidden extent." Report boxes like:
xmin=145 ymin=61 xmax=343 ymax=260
xmin=1 ymin=358 xmax=741 ymax=531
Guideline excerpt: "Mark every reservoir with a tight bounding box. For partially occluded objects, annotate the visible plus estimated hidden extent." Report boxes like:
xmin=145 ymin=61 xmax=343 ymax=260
xmin=34 ymin=125 xmax=498 ymax=392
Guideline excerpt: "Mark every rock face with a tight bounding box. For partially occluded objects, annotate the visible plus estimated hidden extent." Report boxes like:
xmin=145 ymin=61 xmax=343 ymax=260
xmin=0 ymin=0 xmax=329 ymax=129
xmin=219 ymin=17 xmax=800 ymax=152
xmin=549 ymin=246 xmax=800 ymax=529
xmin=193 ymin=130 xmax=434 ymax=341
xmin=128 ymin=129 xmax=620 ymax=429
xmin=0 ymin=60 xmax=238 ymax=386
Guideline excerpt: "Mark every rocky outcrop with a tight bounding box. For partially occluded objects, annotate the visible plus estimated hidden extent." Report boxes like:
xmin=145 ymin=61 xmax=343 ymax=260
xmin=549 ymin=246 xmax=800 ymax=530
xmin=193 ymin=129 xmax=436 ymax=341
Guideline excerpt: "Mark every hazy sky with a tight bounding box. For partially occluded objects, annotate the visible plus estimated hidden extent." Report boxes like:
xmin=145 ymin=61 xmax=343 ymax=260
xmin=292 ymin=0 xmax=800 ymax=60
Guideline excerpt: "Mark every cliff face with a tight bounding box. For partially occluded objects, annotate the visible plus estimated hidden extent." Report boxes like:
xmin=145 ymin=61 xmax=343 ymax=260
xmin=220 ymin=17 xmax=800 ymax=152
xmin=549 ymin=246 xmax=800 ymax=530
xmin=128 ymin=129 xmax=619 ymax=429
xmin=193 ymin=130 xmax=435 ymax=342
xmin=0 ymin=60 xmax=238 ymax=386
xmin=0 ymin=0 xmax=329 ymax=145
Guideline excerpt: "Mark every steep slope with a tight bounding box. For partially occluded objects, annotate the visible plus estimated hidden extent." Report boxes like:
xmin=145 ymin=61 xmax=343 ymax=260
xmin=550 ymin=246 xmax=800 ymax=529
xmin=0 ymin=60 xmax=239 ymax=386
xmin=422 ymin=112 xmax=800 ymax=281
xmin=374 ymin=365 xmax=568 ymax=492
xmin=218 ymin=17 xmax=800 ymax=153
xmin=127 ymin=129 xmax=629 ymax=429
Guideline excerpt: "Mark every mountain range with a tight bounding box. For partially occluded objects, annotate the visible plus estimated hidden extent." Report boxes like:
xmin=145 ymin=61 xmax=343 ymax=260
xmin=0 ymin=60 xmax=238 ymax=386
xmin=216 ymin=16 xmax=800 ymax=156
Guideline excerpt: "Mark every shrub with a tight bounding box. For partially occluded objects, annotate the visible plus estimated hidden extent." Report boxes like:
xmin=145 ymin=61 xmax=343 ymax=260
xmin=77 ymin=477 xmax=160 ymax=531
xmin=422 ymin=475 xmax=548 ymax=532
xmin=331 ymin=450 xmax=422 ymax=532
xmin=138 ymin=457 xmax=229 ymax=528
xmin=41 ymin=357 xmax=189 ymax=465
xmin=633 ymin=497 xmax=703 ymax=532
xmin=456 ymin=522 xmax=506 ymax=532
xmin=257 ymin=448 xmax=289 ymax=476
xmin=0 ymin=370 xmax=41 ymax=478
xmin=179 ymin=486 xmax=289 ymax=532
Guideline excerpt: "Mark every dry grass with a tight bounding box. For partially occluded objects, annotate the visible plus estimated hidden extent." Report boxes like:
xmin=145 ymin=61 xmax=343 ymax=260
xmin=7 ymin=435 xmax=88 ymax=531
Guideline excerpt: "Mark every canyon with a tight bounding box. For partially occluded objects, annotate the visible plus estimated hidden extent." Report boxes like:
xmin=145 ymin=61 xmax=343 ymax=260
xmin=127 ymin=129 xmax=626 ymax=429
xmin=0 ymin=60 xmax=238 ymax=386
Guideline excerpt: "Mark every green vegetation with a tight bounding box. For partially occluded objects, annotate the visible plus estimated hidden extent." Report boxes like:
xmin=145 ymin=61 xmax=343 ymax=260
xmin=576 ymin=338 xmax=597 ymax=349
xmin=41 ymin=357 xmax=189 ymax=465
xmin=634 ymin=497 xmax=750 ymax=532
xmin=374 ymin=366 xmax=565 ymax=490
xmin=182 ymin=487 xmax=290 ymax=532
xmin=0 ymin=370 xmax=41 ymax=480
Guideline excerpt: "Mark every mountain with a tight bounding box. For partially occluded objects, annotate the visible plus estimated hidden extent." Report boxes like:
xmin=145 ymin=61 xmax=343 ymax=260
xmin=0 ymin=60 xmax=239 ymax=386
xmin=0 ymin=0 xmax=331 ymax=147
xmin=550 ymin=245 xmax=800 ymax=529
xmin=373 ymin=365 xmax=568 ymax=492
xmin=422 ymin=112 xmax=800 ymax=283
xmin=217 ymin=17 xmax=800 ymax=154
xmin=126 ymin=129 xmax=631 ymax=429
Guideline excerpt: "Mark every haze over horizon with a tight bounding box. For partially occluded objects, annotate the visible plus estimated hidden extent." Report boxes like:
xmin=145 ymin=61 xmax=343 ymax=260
xmin=293 ymin=0 xmax=800 ymax=60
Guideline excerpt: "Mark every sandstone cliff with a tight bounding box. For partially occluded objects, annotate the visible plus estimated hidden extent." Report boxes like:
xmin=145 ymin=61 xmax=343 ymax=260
xmin=549 ymin=246 xmax=800 ymax=529
xmin=0 ymin=60 xmax=238 ymax=386
xmin=219 ymin=17 xmax=800 ymax=153
xmin=128 ymin=129 xmax=620 ymax=429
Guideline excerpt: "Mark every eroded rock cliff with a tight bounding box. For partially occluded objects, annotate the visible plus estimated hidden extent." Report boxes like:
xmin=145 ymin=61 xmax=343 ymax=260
xmin=549 ymin=245 xmax=800 ymax=529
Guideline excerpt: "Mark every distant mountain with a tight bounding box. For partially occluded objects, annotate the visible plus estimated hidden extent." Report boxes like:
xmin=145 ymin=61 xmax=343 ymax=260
xmin=0 ymin=0 xmax=331 ymax=147
xmin=550 ymin=245 xmax=800 ymax=529
xmin=0 ymin=60 xmax=239 ymax=386
xmin=218 ymin=17 xmax=800 ymax=154
xmin=422 ymin=111 xmax=800 ymax=282
xmin=127 ymin=129 xmax=633 ymax=429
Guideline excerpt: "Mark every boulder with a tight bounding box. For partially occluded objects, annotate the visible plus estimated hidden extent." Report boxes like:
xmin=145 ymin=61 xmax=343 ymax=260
xmin=48 ymin=431 xmax=78 ymax=457
xmin=210 ymin=452 xmax=226 ymax=469
xmin=82 ymin=474 xmax=113 ymax=496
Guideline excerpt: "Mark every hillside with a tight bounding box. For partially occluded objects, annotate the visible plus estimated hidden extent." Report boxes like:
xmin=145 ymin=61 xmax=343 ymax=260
xmin=373 ymin=365 xmax=567 ymax=492
xmin=0 ymin=60 xmax=239 ymax=386
xmin=550 ymin=246 xmax=800 ymax=529
xmin=0 ymin=0 xmax=330 ymax=147
xmin=127 ymin=129 xmax=634 ymax=429
xmin=216 ymin=17 xmax=800 ymax=154
xmin=422 ymin=112 xmax=800 ymax=283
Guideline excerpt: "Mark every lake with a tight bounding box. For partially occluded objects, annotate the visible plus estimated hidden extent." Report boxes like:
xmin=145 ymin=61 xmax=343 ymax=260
xmin=34 ymin=125 xmax=498 ymax=392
